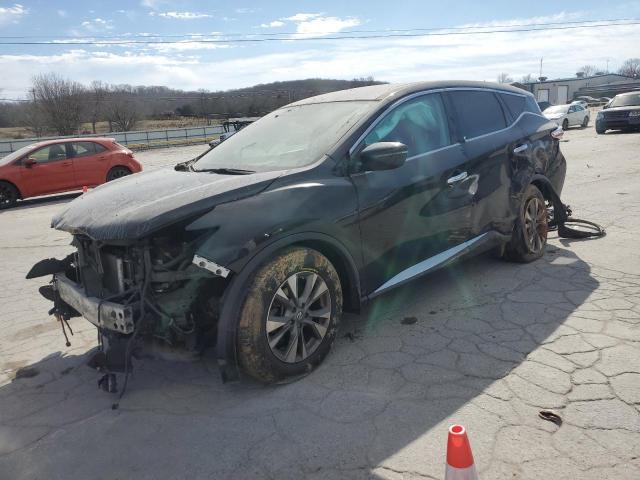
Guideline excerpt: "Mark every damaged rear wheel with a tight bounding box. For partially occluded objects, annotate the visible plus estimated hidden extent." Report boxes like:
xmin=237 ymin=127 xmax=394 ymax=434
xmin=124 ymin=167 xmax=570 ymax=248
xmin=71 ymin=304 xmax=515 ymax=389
xmin=503 ymin=184 xmax=548 ymax=263
xmin=237 ymin=247 xmax=342 ymax=383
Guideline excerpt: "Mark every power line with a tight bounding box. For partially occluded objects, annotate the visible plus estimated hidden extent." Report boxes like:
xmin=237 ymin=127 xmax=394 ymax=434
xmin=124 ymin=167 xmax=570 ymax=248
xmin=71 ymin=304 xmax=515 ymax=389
xmin=1 ymin=20 xmax=639 ymax=45
xmin=0 ymin=18 xmax=636 ymax=40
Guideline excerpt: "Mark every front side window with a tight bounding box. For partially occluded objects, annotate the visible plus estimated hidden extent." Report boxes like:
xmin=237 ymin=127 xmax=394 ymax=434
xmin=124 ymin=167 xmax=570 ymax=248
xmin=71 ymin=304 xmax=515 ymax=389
xmin=361 ymin=93 xmax=451 ymax=158
xmin=448 ymin=90 xmax=507 ymax=139
xmin=28 ymin=144 xmax=67 ymax=163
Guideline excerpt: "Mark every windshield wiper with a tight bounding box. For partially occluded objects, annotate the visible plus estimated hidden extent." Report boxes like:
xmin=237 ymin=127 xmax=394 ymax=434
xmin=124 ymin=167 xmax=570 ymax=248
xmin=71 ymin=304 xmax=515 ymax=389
xmin=192 ymin=167 xmax=256 ymax=175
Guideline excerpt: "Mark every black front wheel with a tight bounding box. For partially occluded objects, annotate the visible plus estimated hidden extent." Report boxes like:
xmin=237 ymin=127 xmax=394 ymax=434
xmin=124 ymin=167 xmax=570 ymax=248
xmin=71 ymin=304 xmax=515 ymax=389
xmin=582 ymin=116 xmax=589 ymax=128
xmin=562 ymin=119 xmax=569 ymax=130
xmin=236 ymin=247 xmax=343 ymax=383
xmin=595 ymin=123 xmax=606 ymax=134
xmin=0 ymin=181 xmax=19 ymax=209
xmin=503 ymin=184 xmax=548 ymax=263
xmin=106 ymin=166 xmax=132 ymax=182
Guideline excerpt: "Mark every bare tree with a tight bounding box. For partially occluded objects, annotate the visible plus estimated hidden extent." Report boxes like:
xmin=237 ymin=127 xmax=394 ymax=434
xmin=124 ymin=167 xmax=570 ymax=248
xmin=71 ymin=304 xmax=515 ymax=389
xmin=105 ymin=88 xmax=140 ymax=132
xmin=30 ymin=73 xmax=85 ymax=136
xmin=88 ymin=81 xmax=108 ymax=134
xmin=619 ymin=58 xmax=640 ymax=78
xmin=497 ymin=72 xmax=513 ymax=83
xmin=19 ymin=88 xmax=49 ymax=137
xmin=519 ymin=73 xmax=535 ymax=83
xmin=577 ymin=65 xmax=598 ymax=77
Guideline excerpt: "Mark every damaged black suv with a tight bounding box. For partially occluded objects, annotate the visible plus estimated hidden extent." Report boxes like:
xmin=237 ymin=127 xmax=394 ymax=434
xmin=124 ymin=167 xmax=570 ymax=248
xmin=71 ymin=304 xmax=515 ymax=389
xmin=30 ymin=81 xmax=566 ymax=384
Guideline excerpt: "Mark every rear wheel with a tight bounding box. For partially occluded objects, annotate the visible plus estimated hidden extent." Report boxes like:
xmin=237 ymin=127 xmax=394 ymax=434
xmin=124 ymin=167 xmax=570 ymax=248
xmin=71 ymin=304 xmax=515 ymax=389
xmin=503 ymin=184 xmax=548 ymax=263
xmin=0 ymin=181 xmax=19 ymax=209
xmin=582 ymin=116 xmax=589 ymax=128
xmin=562 ymin=119 xmax=569 ymax=130
xmin=237 ymin=247 xmax=343 ymax=383
xmin=106 ymin=166 xmax=132 ymax=182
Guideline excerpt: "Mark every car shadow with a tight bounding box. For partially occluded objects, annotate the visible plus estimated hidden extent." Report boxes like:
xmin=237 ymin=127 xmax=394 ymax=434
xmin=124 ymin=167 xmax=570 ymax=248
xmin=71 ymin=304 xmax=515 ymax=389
xmin=0 ymin=243 xmax=598 ymax=479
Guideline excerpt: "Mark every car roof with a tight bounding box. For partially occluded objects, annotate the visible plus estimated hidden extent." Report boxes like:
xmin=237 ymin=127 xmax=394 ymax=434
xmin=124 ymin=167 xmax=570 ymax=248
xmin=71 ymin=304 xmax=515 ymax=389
xmin=615 ymin=91 xmax=640 ymax=97
xmin=287 ymin=80 xmax=532 ymax=107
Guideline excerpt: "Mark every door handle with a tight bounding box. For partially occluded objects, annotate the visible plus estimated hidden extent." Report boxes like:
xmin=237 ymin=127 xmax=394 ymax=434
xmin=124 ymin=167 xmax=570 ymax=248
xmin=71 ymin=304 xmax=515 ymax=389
xmin=447 ymin=171 xmax=468 ymax=186
xmin=513 ymin=144 xmax=529 ymax=154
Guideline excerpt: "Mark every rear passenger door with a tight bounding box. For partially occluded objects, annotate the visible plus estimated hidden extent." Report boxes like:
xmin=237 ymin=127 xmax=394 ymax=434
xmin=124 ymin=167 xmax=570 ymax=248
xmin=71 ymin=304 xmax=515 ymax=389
xmin=445 ymin=89 xmax=524 ymax=236
xmin=67 ymin=141 xmax=107 ymax=187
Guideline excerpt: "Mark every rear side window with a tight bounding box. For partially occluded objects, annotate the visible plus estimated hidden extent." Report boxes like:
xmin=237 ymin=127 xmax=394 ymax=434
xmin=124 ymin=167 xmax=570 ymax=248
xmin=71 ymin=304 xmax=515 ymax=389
xmin=448 ymin=90 xmax=507 ymax=139
xmin=525 ymin=96 xmax=542 ymax=114
xmin=68 ymin=142 xmax=95 ymax=158
xmin=500 ymin=94 xmax=526 ymax=120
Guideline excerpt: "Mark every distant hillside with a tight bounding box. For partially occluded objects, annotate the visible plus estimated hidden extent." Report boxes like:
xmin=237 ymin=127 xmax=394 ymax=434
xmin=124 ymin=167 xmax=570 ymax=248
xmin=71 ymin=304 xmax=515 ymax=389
xmin=0 ymin=77 xmax=386 ymax=135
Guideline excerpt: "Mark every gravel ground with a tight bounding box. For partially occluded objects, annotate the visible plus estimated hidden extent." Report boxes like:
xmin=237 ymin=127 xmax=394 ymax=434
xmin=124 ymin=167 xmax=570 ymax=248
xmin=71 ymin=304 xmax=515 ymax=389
xmin=0 ymin=128 xmax=639 ymax=480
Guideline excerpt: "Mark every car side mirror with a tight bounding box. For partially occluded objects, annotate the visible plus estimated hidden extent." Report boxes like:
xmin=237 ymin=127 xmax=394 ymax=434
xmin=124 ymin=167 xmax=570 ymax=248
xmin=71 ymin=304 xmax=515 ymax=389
xmin=24 ymin=158 xmax=37 ymax=168
xmin=360 ymin=142 xmax=407 ymax=171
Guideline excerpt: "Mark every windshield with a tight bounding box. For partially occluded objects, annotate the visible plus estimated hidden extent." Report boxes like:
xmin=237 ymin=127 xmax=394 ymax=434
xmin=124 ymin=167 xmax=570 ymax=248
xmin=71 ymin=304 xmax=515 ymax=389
xmin=610 ymin=93 xmax=640 ymax=108
xmin=544 ymin=105 xmax=569 ymax=114
xmin=194 ymin=101 xmax=375 ymax=172
xmin=0 ymin=143 xmax=38 ymax=165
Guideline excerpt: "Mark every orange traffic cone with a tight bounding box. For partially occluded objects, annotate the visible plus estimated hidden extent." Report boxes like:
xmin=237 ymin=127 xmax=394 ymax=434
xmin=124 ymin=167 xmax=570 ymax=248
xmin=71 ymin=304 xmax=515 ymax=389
xmin=82 ymin=186 xmax=88 ymax=193
xmin=445 ymin=425 xmax=478 ymax=480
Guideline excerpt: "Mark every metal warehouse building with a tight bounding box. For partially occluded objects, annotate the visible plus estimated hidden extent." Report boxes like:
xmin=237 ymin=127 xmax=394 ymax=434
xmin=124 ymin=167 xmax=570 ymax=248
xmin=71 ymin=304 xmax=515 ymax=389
xmin=520 ymin=73 xmax=640 ymax=105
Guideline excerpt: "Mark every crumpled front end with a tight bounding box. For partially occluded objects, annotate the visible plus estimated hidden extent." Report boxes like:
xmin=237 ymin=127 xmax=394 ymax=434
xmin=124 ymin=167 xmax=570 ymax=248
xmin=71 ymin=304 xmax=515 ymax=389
xmin=29 ymin=229 xmax=228 ymax=392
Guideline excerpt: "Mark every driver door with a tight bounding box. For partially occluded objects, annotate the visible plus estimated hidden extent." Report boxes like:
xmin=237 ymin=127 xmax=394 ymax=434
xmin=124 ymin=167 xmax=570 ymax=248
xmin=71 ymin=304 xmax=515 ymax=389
xmin=350 ymin=92 xmax=475 ymax=295
xmin=19 ymin=143 xmax=76 ymax=197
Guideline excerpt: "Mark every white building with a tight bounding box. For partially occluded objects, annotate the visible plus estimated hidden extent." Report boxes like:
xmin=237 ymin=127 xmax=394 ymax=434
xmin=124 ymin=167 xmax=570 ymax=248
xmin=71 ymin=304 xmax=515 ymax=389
xmin=521 ymin=74 xmax=640 ymax=105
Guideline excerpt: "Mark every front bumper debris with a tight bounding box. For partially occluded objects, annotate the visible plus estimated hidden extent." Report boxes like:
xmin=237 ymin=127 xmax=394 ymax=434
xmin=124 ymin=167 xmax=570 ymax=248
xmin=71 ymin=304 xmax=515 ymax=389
xmin=54 ymin=273 xmax=136 ymax=334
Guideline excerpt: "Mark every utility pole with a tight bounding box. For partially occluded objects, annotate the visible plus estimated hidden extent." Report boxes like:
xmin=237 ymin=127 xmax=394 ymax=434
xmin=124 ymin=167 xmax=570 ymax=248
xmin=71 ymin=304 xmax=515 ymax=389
xmin=539 ymin=57 xmax=543 ymax=79
xmin=606 ymin=58 xmax=610 ymax=73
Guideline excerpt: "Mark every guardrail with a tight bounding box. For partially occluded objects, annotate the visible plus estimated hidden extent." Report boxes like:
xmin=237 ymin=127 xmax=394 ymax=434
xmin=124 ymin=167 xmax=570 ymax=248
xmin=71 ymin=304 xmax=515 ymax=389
xmin=0 ymin=125 xmax=231 ymax=156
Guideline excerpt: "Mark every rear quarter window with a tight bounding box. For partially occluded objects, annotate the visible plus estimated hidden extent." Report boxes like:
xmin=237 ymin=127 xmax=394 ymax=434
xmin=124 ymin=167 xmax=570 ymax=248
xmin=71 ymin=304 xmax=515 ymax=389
xmin=500 ymin=93 xmax=526 ymax=120
xmin=448 ymin=90 xmax=507 ymax=139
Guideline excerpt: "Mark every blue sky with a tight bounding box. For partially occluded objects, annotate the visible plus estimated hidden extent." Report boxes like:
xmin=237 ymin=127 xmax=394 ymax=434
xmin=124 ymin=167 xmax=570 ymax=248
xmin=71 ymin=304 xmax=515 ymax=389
xmin=1 ymin=0 xmax=639 ymax=97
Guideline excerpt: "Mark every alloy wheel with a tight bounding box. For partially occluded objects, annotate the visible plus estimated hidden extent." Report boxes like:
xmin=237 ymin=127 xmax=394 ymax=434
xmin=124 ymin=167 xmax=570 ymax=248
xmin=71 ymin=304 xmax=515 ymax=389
xmin=266 ymin=271 xmax=332 ymax=363
xmin=108 ymin=167 xmax=131 ymax=181
xmin=524 ymin=196 xmax=547 ymax=254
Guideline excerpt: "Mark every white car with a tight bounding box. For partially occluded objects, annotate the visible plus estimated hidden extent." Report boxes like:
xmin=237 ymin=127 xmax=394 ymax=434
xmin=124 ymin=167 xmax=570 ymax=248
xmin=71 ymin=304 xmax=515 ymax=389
xmin=571 ymin=100 xmax=588 ymax=109
xmin=543 ymin=104 xmax=590 ymax=130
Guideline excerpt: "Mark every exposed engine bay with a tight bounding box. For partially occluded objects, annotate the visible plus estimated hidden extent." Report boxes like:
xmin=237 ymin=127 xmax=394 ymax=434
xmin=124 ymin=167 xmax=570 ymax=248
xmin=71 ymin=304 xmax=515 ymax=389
xmin=28 ymin=230 xmax=228 ymax=395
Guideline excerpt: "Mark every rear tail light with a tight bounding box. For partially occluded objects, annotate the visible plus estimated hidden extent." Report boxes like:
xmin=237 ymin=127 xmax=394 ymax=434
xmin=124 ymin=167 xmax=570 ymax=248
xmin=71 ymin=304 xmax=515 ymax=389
xmin=551 ymin=126 xmax=564 ymax=139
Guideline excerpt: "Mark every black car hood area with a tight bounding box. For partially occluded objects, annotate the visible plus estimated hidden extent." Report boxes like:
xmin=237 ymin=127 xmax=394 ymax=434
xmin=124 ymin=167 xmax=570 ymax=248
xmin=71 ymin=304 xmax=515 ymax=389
xmin=52 ymin=168 xmax=284 ymax=240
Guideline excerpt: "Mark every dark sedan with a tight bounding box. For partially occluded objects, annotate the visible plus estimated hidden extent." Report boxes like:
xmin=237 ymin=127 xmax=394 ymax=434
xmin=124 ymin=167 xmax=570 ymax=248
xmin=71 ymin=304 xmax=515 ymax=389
xmin=30 ymin=81 xmax=566 ymax=385
xmin=596 ymin=91 xmax=640 ymax=134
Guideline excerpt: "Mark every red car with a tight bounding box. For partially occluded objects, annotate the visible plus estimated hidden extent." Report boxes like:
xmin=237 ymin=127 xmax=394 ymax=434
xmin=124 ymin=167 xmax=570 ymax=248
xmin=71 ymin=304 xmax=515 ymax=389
xmin=0 ymin=137 xmax=142 ymax=208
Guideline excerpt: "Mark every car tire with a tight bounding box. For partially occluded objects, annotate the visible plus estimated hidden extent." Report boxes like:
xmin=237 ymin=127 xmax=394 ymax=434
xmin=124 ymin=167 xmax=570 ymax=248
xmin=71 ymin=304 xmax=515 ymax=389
xmin=595 ymin=124 xmax=606 ymax=134
xmin=0 ymin=181 xmax=19 ymax=209
xmin=562 ymin=119 xmax=569 ymax=130
xmin=236 ymin=246 xmax=343 ymax=383
xmin=582 ymin=116 xmax=589 ymax=128
xmin=503 ymin=184 xmax=548 ymax=263
xmin=106 ymin=166 xmax=132 ymax=182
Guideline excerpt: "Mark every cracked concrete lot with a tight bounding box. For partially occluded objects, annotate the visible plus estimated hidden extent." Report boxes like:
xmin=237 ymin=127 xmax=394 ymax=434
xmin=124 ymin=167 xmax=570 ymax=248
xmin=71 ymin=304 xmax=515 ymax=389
xmin=1 ymin=126 xmax=639 ymax=480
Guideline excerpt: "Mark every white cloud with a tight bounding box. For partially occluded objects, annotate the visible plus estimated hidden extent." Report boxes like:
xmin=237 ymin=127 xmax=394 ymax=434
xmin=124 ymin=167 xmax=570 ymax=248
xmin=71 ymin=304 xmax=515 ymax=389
xmin=293 ymin=16 xmax=361 ymax=38
xmin=0 ymin=3 xmax=26 ymax=25
xmin=236 ymin=8 xmax=259 ymax=14
xmin=152 ymin=11 xmax=213 ymax=20
xmin=283 ymin=13 xmax=322 ymax=22
xmin=57 ymin=9 xmax=67 ymax=18
xmin=262 ymin=13 xmax=360 ymax=38
xmin=140 ymin=0 xmax=168 ymax=9
xmin=260 ymin=20 xmax=284 ymax=28
xmin=2 ymin=12 xmax=640 ymax=98
xmin=81 ymin=18 xmax=114 ymax=31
